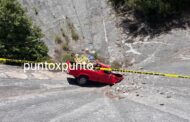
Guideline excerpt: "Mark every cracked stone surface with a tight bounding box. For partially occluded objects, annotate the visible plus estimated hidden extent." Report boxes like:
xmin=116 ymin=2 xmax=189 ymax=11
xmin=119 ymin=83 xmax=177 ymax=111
xmin=17 ymin=0 xmax=190 ymax=65
xmin=18 ymin=0 xmax=125 ymax=62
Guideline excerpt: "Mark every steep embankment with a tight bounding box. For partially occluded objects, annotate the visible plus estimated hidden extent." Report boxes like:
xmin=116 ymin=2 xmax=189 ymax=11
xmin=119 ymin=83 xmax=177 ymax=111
xmin=19 ymin=0 xmax=124 ymax=63
xmin=18 ymin=0 xmax=190 ymax=70
xmin=1 ymin=1 xmax=190 ymax=121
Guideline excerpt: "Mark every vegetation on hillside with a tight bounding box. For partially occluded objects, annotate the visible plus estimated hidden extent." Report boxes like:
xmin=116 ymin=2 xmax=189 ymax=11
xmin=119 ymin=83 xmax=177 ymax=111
xmin=109 ymin=0 xmax=190 ymax=36
xmin=0 ymin=0 xmax=48 ymax=61
xmin=110 ymin=0 xmax=190 ymax=22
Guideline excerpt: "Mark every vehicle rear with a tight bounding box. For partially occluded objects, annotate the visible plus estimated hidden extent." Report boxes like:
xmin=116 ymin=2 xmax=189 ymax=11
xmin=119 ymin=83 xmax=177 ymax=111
xmin=104 ymin=72 xmax=123 ymax=85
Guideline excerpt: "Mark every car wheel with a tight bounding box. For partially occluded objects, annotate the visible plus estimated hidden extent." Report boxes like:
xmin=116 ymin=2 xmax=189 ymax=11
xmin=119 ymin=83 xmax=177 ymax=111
xmin=77 ymin=76 xmax=88 ymax=85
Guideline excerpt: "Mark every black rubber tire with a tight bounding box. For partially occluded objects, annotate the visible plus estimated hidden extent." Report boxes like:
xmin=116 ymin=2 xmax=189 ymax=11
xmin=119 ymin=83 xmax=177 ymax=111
xmin=77 ymin=76 xmax=88 ymax=85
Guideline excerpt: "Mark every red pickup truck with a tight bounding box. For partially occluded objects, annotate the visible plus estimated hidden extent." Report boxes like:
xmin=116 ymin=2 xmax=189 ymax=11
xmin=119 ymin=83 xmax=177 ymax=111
xmin=67 ymin=61 xmax=123 ymax=85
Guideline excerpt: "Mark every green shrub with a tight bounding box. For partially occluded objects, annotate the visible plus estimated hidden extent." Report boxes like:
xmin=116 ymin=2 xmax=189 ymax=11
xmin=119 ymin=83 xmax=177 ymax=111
xmin=0 ymin=0 xmax=48 ymax=61
xmin=71 ymin=28 xmax=79 ymax=41
xmin=109 ymin=0 xmax=125 ymax=9
xmin=61 ymin=29 xmax=70 ymax=43
xmin=109 ymin=0 xmax=190 ymax=22
xmin=93 ymin=52 xmax=98 ymax=60
xmin=62 ymin=43 xmax=69 ymax=51
xmin=68 ymin=22 xmax=79 ymax=41
xmin=62 ymin=53 xmax=75 ymax=62
xmin=55 ymin=35 xmax=62 ymax=44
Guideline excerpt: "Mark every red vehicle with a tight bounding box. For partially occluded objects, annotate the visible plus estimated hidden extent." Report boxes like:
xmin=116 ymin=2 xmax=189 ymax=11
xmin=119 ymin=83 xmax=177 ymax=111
xmin=67 ymin=61 xmax=123 ymax=85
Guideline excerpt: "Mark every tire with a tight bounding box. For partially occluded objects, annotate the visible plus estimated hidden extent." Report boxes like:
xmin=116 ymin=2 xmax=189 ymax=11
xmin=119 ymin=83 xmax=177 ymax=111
xmin=77 ymin=76 xmax=88 ymax=85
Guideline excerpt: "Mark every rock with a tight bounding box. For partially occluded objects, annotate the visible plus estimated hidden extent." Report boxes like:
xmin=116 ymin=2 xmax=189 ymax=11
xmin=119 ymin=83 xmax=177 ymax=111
xmin=0 ymin=73 xmax=7 ymax=78
xmin=160 ymin=92 xmax=164 ymax=95
xmin=31 ymin=73 xmax=49 ymax=80
xmin=5 ymin=71 xmax=28 ymax=79
xmin=19 ymin=0 xmax=124 ymax=61
xmin=160 ymin=103 xmax=165 ymax=106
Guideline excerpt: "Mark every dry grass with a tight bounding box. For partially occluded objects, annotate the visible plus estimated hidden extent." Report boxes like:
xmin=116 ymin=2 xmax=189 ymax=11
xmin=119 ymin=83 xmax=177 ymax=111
xmin=55 ymin=35 xmax=62 ymax=44
xmin=67 ymin=18 xmax=79 ymax=41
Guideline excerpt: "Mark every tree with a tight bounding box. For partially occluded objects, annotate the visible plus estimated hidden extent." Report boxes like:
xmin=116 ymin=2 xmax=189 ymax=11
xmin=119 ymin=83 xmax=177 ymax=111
xmin=0 ymin=0 xmax=48 ymax=61
xmin=109 ymin=0 xmax=190 ymax=22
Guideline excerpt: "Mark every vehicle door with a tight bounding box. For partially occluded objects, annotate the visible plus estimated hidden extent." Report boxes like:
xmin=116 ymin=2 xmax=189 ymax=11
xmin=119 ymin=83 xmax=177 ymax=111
xmin=95 ymin=70 xmax=112 ymax=83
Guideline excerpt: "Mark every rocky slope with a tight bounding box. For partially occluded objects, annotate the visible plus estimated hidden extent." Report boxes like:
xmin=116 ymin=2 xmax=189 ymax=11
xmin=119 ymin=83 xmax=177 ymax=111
xmin=19 ymin=0 xmax=124 ymax=63
xmin=1 ymin=1 xmax=190 ymax=121
xmin=18 ymin=0 xmax=190 ymax=68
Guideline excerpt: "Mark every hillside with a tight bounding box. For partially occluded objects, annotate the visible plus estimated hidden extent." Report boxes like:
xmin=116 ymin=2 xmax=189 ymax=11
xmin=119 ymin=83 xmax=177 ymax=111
xmin=18 ymin=0 xmax=190 ymax=68
xmin=19 ymin=0 xmax=123 ymax=63
xmin=0 ymin=0 xmax=190 ymax=121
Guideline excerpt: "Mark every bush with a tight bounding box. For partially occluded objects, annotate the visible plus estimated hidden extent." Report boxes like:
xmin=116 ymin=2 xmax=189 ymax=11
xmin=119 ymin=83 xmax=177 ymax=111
xmin=71 ymin=29 xmax=79 ymax=41
xmin=67 ymin=20 xmax=79 ymax=41
xmin=93 ymin=52 xmax=98 ymax=60
xmin=109 ymin=0 xmax=125 ymax=9
xmin=62 ymin=53 xmax=75 ymax=62
xmin=0 ymin=0 xmax=48 ymax=61
xmin=61 ymin=29 xmax=70 ymax=43
xmin=109 ymin=0 xmax=190 ymax=22
xmin=55 ymin=35 xmax=62 ymax=44
xmin=62 ymin=43 xmax=69 ymax=51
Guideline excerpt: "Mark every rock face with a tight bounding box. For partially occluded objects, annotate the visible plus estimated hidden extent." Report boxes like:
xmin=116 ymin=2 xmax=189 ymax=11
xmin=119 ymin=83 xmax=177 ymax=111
xmin=18 ymin=0 xmax=190 ymax=68
xmin=19 ymin=0 xmax=125 ymax=63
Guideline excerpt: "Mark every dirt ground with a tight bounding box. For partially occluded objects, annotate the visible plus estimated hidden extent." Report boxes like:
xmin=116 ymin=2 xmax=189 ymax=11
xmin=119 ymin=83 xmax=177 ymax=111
xmin=0 ymin=64 xmax=190 ymax=122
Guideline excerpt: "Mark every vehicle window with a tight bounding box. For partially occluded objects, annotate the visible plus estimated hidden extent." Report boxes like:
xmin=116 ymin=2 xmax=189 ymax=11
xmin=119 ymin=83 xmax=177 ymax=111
xmin=104 ymin=71 xmax=111 ymax=74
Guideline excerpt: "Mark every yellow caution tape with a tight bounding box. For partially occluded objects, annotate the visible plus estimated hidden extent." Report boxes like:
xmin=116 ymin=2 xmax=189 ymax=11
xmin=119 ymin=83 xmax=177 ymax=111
xmin=0 ymin=58 xmax=6 ymax=61
xmin=0 ymin=58 xmax=39 ymax=65
xmin=0 ymin=58 xmax=60 ymax=68
xmin=1 ymin=58 xmax=190 ymax=79
xmin=98 ymin=67 xmax=190 ymax=79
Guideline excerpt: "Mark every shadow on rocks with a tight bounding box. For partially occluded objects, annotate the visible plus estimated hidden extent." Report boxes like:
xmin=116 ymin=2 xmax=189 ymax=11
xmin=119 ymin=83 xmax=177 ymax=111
xmin=119 ymin=10 xmax=190 ymax=41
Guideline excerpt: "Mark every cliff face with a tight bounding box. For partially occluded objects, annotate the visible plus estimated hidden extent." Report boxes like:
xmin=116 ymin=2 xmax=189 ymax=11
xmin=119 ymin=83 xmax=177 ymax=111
xmin=19 ymin=0 xmax=125 ymax=63
xmin=18 ymin=0 xmax=190 ymax=69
